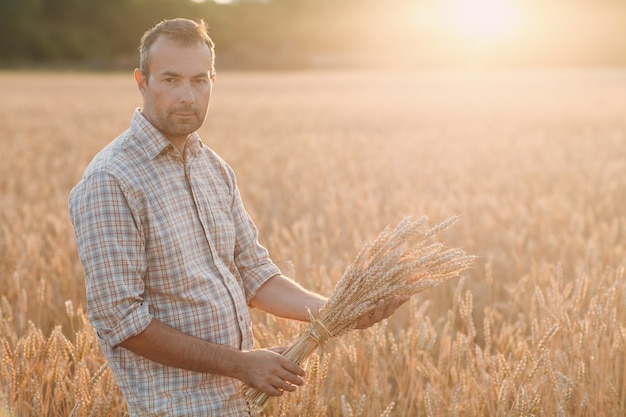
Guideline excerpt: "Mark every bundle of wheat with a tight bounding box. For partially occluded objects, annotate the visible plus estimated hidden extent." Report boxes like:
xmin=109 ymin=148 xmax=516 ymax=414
xmin=246 ymin=216 xmax=476 ymax=410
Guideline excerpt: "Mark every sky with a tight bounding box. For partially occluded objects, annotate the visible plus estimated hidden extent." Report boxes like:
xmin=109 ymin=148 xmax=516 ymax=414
xmin=188 ymin=0 xmax=626 ymax=68
xmin=392 ymin=0 xmax=625 ymax=67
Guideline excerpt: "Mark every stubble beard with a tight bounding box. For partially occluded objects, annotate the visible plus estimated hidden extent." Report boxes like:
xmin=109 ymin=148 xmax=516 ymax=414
xmin=166 ymin=108 xmax=204 ymax=137
xmin=151 ymin=106 xmax=207 ymax=140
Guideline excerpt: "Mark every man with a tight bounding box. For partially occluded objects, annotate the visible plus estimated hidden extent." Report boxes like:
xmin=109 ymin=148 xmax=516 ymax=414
xmin=69 ymin=18 xmax=405 ymax=416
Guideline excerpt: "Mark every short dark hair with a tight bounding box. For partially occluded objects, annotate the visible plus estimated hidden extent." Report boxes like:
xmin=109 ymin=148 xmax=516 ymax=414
xmin=139 ymin=18 xmax=216 ymax=79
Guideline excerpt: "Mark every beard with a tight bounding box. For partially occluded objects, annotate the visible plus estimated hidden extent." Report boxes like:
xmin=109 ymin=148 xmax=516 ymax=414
xmin=142 ymin=105 xmax=208 ymax=143
xmin=159 ymin=106 xmax=206 ymax=137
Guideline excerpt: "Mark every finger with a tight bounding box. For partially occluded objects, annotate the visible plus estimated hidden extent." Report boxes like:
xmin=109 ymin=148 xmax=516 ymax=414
xmin=394 ymin=295 xmax=410 ymax=306
xmin=382 ymin=298 xmax=398 ymax=319
xmin=266 ymin=384 xmax=286 ymax=397
xmin=261 ymin=374 xmax=298 ymax=397
xmin=359 ymin=296 xmax=407 ymax=328
xmin=272 ymin=379 xmax=297 ymax=394
xmin=355 ymin=302 xmax=379 ymax=329
xmin=269 ymin=372 xmax=302 ymax=395
xmin=278 ymin=366 xmax=305 ymax=387
xmin=378 ymin=296 xmax=406 ymax=319
xmin=386 ymin=295 xmax=410 ymax=316
xmin=279 ymin=358 xmax=306 ymax=378
xmin=362 ymin=300 xmax=385 ymax=326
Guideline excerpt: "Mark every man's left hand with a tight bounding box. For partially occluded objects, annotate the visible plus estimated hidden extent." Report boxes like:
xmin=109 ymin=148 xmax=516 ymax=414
xmin=355 ymin=296 xmax=410 ymax=329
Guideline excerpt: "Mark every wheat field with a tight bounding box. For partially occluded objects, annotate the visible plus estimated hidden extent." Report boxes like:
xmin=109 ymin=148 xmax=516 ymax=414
xmin=0 ymin=69 xmax=625 ymax=416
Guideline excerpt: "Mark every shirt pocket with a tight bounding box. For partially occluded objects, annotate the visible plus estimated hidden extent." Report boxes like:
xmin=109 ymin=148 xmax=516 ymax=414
xmin=197 ymin=180 xmax=237 ymax=259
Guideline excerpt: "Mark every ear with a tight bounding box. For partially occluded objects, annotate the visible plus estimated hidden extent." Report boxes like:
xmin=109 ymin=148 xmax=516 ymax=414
xmin=134 ymin=68 xmax=148 ymax=95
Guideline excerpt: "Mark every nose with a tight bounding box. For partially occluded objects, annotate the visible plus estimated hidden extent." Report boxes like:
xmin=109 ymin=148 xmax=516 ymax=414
xmin=179 ymin=80 xmax=195 ymax=103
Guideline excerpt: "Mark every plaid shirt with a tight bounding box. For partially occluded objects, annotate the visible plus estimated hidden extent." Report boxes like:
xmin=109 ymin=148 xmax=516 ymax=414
xmin=69 ymin=109 xmax=281 ymax=416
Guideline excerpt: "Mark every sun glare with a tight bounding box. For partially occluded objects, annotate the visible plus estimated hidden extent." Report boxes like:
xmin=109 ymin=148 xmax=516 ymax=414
xmin=426 ymin=0 xmax=524 ymax=44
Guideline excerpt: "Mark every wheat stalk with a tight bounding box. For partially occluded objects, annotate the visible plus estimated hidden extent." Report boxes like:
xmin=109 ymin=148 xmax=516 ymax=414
xmin=246 ymin=216 xmax=476 ymax=410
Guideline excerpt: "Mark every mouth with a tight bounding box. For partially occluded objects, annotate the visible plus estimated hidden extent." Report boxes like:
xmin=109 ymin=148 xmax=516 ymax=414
xmin=173 ymin=112 xmax=195 ymax=117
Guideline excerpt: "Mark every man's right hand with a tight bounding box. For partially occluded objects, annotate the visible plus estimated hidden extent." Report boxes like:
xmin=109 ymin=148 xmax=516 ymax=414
xmin=235 ymin=349 xmax=306 ymax=396
xmin=117 ymin=319 xmax=306 ymax=396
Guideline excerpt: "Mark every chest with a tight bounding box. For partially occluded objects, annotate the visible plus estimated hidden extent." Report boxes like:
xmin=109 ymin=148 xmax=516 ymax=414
xmin=139 ymin=156 xmax=236 ymax=259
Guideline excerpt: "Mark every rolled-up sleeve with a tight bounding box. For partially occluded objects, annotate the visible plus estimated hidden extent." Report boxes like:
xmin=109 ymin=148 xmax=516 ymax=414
xmin=69 ymin=171 xmax=152 ymax=349
xmin=229 ymin=177 xmax=281 ymax=302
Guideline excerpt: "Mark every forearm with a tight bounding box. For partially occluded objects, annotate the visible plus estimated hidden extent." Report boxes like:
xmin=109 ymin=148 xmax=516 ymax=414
xmin=250 ymin=274 xmax=328 ymax=321
xmin=117 ymin=317 xmax=306 ymax=396
xmin=251 ymin=275 xmax=409 ymax=330
xmin=117 ymin=318 xmax=244 ymax=378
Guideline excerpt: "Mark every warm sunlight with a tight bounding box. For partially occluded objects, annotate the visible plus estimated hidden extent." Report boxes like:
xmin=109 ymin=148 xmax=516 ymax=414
xmin=425 ymin=0 xmax=524 ymax=44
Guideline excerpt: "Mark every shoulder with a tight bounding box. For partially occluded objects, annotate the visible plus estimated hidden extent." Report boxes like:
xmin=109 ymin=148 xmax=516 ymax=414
xmin=81 ymin=129 xmax=148 ymax=185
xmin=197 ymin=142 xmax=237 ymax=183
xmin=69 ymin=129 xmax=147 ymax=209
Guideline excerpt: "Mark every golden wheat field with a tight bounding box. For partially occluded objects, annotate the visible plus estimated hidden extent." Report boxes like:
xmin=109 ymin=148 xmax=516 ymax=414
xmin=1 ymin=69 xmax=625 ymax=416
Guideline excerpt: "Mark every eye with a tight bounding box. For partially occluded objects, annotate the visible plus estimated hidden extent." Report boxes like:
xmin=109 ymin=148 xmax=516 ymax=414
xmin=161 ymin=77 xmax=180 ymax=85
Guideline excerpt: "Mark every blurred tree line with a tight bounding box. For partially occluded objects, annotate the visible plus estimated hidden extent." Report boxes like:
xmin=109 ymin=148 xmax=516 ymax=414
xmin=0 ymin=0 xmax=392 ymax=69
xmin=1 ymin=0 xmax=625 ymax=70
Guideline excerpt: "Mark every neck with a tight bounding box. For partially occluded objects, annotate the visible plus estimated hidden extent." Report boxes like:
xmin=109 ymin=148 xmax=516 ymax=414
xmin=168 ymin=136 xmax=188 ymax=156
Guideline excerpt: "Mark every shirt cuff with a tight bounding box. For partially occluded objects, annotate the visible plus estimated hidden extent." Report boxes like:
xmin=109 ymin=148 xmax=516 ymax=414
xmin=244 ymin=262 xmax=282 ymax=304
xmin=101 ymin=302 xmax=153 ymax=349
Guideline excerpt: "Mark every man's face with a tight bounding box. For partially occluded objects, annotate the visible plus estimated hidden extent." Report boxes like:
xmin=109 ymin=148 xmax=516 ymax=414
xmin=135 ymin=36 xmax=215 ymax=148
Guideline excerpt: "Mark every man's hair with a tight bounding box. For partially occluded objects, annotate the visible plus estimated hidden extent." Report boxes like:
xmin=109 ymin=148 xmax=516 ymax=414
xmin=139 ymin=18 xmax=216 ymax=80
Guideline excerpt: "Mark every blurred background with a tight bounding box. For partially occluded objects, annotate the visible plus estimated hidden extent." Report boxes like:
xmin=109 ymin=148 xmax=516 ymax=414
xmin=1 ymin=0 xmax=625 ymax=71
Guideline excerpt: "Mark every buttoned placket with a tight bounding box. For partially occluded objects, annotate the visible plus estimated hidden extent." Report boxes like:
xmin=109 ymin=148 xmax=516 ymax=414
xmin=182 ymin=146 xmax=250 ymax=348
